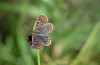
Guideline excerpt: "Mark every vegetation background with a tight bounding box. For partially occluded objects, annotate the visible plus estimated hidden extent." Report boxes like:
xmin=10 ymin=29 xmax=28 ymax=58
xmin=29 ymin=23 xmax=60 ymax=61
xmin=0 ymin=0 xmax=100 ymax=65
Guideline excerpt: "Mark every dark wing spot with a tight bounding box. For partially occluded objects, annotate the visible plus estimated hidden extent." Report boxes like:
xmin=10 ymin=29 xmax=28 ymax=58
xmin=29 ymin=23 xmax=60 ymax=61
xmin=37 ymin=22 xmax=39 ymax=24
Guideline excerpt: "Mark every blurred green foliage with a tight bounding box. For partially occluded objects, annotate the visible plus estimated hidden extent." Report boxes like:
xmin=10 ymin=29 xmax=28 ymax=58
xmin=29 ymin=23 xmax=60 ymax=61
xmin=0 ymin=0 xmax=100 ymax=65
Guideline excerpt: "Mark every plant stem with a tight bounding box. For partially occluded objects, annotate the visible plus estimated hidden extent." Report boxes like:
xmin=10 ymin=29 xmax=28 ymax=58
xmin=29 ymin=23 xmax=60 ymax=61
xmin=70 ymin=22 xmax=100 ymax=65
xmin=37 ymin=50 xmax=40 ymax=65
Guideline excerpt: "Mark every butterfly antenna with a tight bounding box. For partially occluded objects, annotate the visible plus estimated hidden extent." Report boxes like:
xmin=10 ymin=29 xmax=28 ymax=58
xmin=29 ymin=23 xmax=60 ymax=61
xmin=25 ymin=26 xmax=32 ymax=33
xmin=25 ymin=26 xmax=30 ymax=31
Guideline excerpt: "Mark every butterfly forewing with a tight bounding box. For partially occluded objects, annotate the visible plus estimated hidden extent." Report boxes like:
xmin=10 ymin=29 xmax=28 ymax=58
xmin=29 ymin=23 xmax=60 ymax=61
xmin=33 ymin=15 xmax=48 ymax=31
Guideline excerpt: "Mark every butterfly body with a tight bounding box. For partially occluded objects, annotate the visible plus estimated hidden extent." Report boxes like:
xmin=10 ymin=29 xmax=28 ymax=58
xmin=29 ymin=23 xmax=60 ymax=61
xmin=27 ymin=15 xmax=53 ymax=50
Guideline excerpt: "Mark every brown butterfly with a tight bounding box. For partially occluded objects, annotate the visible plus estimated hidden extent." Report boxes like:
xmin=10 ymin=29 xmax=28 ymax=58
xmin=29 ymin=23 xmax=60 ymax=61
xmin=27 ymin=15 xmax=53 ymax=50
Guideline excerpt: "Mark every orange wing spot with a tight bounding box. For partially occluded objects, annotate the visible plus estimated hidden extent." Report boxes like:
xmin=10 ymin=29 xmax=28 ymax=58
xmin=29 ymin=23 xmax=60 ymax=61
xmin=39 ymin=15 xmax=48 ymax=23
xmin=35 ymin=43 xmax=43 ymax=50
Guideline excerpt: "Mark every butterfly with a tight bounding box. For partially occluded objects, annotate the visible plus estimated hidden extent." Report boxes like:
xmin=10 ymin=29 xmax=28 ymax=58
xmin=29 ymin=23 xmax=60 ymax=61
xmin=27 ymin=15 xmax=53 ymax=50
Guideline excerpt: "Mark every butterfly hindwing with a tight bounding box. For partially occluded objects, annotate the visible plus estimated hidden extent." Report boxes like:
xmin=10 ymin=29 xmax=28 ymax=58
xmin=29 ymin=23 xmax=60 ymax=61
xmin=32 ymin=34 xmax=43 ymax=50
xmin=34 ymin=34 xmax=51 ymax=46
xmin=34 ymin=23 xmax=53 ymax=34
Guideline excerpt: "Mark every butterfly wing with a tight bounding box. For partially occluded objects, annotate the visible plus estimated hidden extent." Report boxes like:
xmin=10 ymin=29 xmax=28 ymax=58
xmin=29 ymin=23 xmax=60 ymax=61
xmin=34 ymin=23 xmax=53 ymax=34
xmin=33 ymin=15 xmax=48 ymax=31
xmin=31 ymin=15 xmax=48 ymax=50
xmin=32 ymin=34 xmax=43 ymax=50
xmin=31 ymin=15 xmax=53 ymax=49
xmin=35 ymin=35 xmax=51 ymax=46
